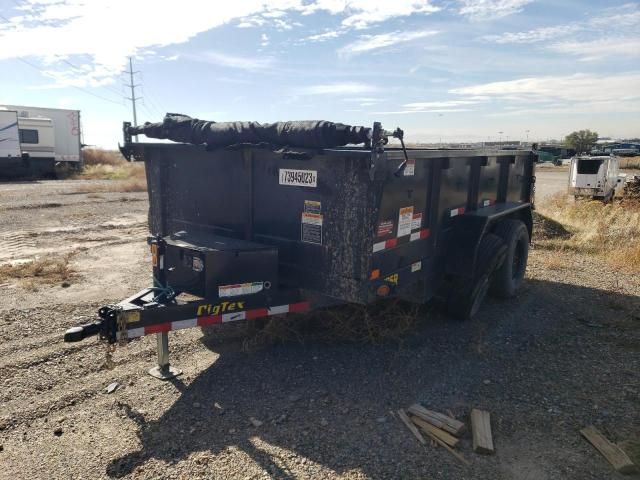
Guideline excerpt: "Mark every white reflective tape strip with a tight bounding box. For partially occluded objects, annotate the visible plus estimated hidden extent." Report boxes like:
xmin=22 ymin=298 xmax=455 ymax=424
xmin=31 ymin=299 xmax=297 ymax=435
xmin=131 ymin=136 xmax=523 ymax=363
xmin=159 ymin=255 xmax=164 ymax=269
xmin=222 ymin=311 xmax=246 ymax=323
xmin=268 ymin=305 xmax=289 ymax=315
xmin=127 ymin=327 xmax=145 ymax=339
xmin=372 ymin=241 xmax=386 ymax=253
xmin=172 ymin=318 xmax=197 ymax=331
xmin=410 ymin=231 xmax=420 ymax=241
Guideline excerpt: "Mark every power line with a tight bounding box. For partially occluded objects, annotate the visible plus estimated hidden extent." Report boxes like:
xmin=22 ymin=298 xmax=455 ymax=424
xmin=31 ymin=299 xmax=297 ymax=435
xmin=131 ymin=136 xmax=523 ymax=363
xmin=57 ymin=57 xmax=124 ymax=98
xmin=124 ymin=56 xmax=142 ymax=141
xmin=15 ymin=56 xmax=124 ymax=105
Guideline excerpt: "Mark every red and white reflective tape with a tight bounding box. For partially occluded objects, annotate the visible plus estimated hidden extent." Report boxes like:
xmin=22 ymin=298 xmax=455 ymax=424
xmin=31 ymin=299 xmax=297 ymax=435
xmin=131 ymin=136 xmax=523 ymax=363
xmin=372 ymin=237 xmax=397 ymax=253
xmin=481 ymin=199 xmax=494 ymax=207
xmin=123 ymin=301 xmax=311 ymax=339
xmin=450 ymin=207 xmax=465 ymax=217
xmin=372 ymin=229 xmax=430 ymax=253
xmin=409 ymin=229 xmax=430 ymax=242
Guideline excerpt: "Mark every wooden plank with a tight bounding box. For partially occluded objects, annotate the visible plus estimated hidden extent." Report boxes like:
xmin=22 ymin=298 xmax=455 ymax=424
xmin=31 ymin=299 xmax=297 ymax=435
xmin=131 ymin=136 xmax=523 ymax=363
xmin=422 ymin=429 xmax=470 ymax=466
xmin=397 ymin=409 xmax=426 ymax=445
xmin=407 ymin=404 xmax=465 ymax=436
xmin=410 ymin=416 xmax=460 ymax=448
xmin=470 ymin=409 xmax=494 ymax=454
xmin=580 ymin=426 xmax=636 ymax=474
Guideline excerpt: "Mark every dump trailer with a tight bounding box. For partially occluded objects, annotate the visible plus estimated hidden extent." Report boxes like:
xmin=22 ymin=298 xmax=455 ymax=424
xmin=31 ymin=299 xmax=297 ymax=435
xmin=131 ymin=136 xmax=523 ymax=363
xmin=64 ymin=115 xmax=535 ymax=379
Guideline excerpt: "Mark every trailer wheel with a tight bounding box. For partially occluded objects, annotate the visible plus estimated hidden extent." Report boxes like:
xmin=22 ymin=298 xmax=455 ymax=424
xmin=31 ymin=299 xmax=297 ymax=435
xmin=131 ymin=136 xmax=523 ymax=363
xmin=446 ymin=234 xmax=506 ymax=321
xmin=490 ymin=219 xmax=529 ymax=298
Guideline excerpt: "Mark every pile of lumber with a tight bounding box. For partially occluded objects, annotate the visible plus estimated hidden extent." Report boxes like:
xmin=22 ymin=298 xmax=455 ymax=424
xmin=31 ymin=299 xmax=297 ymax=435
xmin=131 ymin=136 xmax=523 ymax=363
xmin=396 ymin=404 xmax=494 ymax=465
xmin=623 ymin=175 xmax=640 ymax=201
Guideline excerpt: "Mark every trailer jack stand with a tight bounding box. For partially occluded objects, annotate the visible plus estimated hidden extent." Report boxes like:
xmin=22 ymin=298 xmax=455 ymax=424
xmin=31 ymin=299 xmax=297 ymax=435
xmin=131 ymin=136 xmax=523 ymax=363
xmin=147 ymin=332 xmax=182 ymax=380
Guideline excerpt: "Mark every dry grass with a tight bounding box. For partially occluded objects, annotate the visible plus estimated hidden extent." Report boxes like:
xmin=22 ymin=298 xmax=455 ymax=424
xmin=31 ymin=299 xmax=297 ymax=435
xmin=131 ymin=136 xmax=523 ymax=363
xmin=0 ymin=254 xmax=75 ymax=288
xmin=619 ymin=156 xmax=640 ymax=170
xmin=73 ymin=178 xmax=147 ymax=193
xmin=538 ymin=254 xmax=571 ymax=271
xmin=82 ymin=149 xmax=125 ymax=166
xmin=242 ymin=299 xmax=421 ymax=349
xmin=74 ymin=149 xmax=147 ymax=188
xmin=536 ymin=193 xmax=640 ymax=272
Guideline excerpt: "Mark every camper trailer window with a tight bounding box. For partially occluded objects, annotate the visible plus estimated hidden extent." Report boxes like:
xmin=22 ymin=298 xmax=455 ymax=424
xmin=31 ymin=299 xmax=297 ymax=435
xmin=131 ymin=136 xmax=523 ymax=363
xmin=577 ymin=159 xmax=602 ymax=175
xmin=19 ymin=129 xmax=39 ymax=144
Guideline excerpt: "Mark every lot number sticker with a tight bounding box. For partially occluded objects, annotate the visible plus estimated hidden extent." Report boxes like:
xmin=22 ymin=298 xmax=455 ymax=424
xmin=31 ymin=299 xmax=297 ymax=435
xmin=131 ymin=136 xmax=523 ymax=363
xmin=279 ymin=169 xmax=317 ymax=187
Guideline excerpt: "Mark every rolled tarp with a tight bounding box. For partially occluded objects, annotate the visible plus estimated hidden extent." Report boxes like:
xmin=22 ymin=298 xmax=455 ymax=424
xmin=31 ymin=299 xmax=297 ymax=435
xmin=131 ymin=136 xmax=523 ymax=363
xmin=128 ymin=113 xmax=372 ymax=149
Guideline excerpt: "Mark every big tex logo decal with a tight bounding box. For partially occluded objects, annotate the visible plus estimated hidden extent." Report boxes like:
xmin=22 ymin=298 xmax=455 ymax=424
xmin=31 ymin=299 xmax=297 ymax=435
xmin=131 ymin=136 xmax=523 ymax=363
xmin=197 ymin=301 xmax=245 ymax=316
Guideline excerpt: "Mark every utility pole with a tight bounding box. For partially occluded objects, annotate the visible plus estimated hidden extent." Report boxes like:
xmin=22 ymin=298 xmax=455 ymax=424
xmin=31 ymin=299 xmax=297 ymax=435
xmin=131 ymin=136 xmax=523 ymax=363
xmin=124 ymin=56 xmax=142 ymax=141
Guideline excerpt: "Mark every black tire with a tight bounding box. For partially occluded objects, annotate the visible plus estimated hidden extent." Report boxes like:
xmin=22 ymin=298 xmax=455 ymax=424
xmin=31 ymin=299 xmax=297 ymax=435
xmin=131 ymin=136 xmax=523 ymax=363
xmin=490 ymin=219 xmax=529 ymax=298
xmin=447 ymin=234 xmax=506 ymax=321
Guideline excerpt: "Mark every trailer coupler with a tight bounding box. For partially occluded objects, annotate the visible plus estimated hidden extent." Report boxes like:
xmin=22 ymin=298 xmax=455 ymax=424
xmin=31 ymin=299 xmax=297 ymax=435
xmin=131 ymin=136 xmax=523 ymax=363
xmin=63 ymin=304 xmax=121 ymax=344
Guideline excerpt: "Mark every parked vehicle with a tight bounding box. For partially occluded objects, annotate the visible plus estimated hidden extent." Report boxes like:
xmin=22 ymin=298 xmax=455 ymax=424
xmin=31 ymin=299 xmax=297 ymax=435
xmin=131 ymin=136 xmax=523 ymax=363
xmin=569 ymin=155 xmax=621 ymax=201
xmin=64 ymin=118 xmax=535 ymax=379
xmin=0 ymin=104 xmax=82 ymax=176
xmin=0 ymin=110 xmax=21 ymax=161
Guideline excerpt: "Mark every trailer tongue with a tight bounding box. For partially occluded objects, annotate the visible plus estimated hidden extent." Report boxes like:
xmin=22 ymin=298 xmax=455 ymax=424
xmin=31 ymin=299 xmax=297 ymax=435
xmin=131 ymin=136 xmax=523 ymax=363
xmin=65 ymin=116 xmax=535 ymax=380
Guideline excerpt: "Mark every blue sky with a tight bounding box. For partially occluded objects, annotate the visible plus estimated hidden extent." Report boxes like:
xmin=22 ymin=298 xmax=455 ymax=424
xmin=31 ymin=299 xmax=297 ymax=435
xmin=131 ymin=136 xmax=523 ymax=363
xmin=0 ymin=0 xmax=638 ymax=147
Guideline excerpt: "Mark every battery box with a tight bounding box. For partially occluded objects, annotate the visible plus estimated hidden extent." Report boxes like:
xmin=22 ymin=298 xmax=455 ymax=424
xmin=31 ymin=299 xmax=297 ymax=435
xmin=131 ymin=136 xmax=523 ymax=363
xmin=163 ymin=230 xmax=278 ymax=299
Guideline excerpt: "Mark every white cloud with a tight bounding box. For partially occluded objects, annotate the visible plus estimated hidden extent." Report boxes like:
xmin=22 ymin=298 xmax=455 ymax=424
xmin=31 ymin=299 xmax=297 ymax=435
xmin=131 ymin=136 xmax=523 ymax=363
xmin=293 ymin=82 xmax=379 ymax=96
xmin=186 ymin=51 xmax=275 ymax=71
xmin=450 ymin=72 xmax=640 ymax=114
xmin=299 ymin=0 xmax=440 ymax=29
xmin=550 ymin=37 xmax=640 ymax=61
xmin=373 ymin=108 xmax=473 ymax=114
xmin=0 ymin=0 xmax=440 ymax=88
xmin=304 ymin=30 xmax=343 ymax=42
xmin=458 ymin=0 xmax=533 ymax=20
xmin=260 ymin=33 xmax=270 ymax=47
xmin=403 ymin=99 xmax=485 ymax=109
xmin=339 ymin=30 xmax=439 ymax=57
xmin=481 ymin=3 xmax=639 ymax=45
xmin=481 ymin=25 xmax=580 ymax=44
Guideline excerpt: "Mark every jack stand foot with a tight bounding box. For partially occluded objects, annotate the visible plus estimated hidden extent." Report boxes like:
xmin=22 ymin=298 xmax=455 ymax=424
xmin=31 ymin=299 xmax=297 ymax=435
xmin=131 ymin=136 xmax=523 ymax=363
xmin=147 ymin=331 xmax=181 ymax=380
xmin=148 ymin=365 xmax=182 ymax=380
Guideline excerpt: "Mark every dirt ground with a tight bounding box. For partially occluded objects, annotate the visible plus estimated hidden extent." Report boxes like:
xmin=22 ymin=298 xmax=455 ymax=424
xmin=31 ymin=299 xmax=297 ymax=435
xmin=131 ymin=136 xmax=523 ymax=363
xmin=0 ymin=173 xmax=639 ymax=480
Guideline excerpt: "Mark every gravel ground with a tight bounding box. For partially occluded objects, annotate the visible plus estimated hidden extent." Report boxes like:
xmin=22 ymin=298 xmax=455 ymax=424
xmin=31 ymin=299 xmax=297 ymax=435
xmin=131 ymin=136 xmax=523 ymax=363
xmin=0 ymin=177 xmax=638 ymax=480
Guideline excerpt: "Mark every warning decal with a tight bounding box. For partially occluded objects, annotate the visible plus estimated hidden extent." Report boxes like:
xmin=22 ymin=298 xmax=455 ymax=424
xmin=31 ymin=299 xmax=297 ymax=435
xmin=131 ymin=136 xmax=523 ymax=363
xmin=304 ymin=200 xmax=322 ymax=214
xmin=411 ymin=261 xmax=422 ymax=273
xmin=397 ymin=206 xmax=414 ymax=237
xmin=219 ymin=281 xmax=264 ymax=298
xmin=404 ymin=159 xmax=415 ymax=176
xmin=411 ymin=213 xmax=422 ymax=230
xmin=302 ymin=212 xmax=323 ymax=244
xmin=376 ymin=220 xmax=394 ymax=237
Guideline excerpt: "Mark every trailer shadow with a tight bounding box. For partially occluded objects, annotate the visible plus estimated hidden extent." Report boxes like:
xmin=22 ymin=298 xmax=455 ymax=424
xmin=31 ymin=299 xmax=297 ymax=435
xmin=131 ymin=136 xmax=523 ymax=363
xmin=106 ymin=278 xmax=640 ymax=478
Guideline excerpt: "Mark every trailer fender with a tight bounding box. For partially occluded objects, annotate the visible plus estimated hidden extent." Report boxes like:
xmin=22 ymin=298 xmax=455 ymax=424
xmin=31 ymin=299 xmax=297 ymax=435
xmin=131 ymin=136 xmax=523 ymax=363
xmin=445 ymin=215 xmax=489 ymax=278
xmin=445 ymin=203 xmax=532 ymax=277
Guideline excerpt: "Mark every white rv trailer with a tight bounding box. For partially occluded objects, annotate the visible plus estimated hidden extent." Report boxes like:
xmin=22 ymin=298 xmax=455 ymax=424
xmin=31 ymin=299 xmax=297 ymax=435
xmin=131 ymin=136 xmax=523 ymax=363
xmin=0 ymin=110 xmax=21 ymax=160
xmin=0 ymin=104 xmax=82 ymax=176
